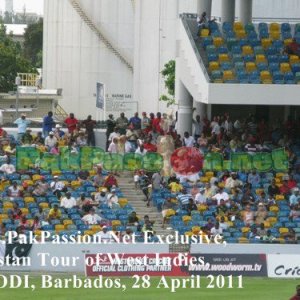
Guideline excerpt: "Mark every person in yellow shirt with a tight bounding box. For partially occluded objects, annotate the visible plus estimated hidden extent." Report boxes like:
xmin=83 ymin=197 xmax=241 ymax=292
xmin=168 ymin=180 xmax=183 ymax=194
xmin=47 ymin=204 xmax=62 ymax=223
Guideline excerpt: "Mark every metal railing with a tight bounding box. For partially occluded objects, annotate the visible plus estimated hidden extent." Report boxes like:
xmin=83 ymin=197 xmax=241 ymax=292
xmin=17 ymin=73 xmax=39 ymax=87
xmin=180 ymin=14 xmax=211 ymax=82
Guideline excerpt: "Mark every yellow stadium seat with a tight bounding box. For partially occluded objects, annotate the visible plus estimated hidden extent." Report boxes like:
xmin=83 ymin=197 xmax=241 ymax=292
xmin=238 ymin=237 xmax=249 ymax=244
xmin=284 ymin=38 xmax=293 ymax=46
xmin=55 ymin=224 xmax=65 ymax=232
xmin=226 ymin=221 xmax=234 ymax=227
xmin=235 ymin=30 xmax=247 ymax=39
xmin=256 ymin=188 xmax=264 ymax=195
xmin=276 ymin=183 xmax=283 ymax=188
xmin=234 ymin=22 xmax=244 ymax=31
xmin=71 ymin=180 xmax=81 ymax=187
xmin=276 ymin=172 xmax=285 ymax=179
xmin=89 ymin=170 xmax=96 ymax=176
xmin=275 ymin=178 xmax=281 ymax=183
xmin=241 ymin=227 xmax=250 ymax=233
xmin=91 ymin=225 xmax=102 ymax=232
xmin=219 ymin=53 xmax=230 ymax=62
xmin=20 ymin=208 xmax=29 ymax=215
xmin=267 ymin=217 xmax=277 ymax=225
xmin=246 ymin=62 xmax=256 ymax=73
xmin=262 ymin=79 xmax=272 ymax=84
xmin=270 ymin=31 xmax=280 ymax=40
xmin=209 ymin=61 xmax=220 ymax=72
xmin=201 ymin=29 xmax=210 ymax=37
xmin=205 ymin=171 xmax=214 ymax=177
xmin=290 ymin=55 xmax=300 ymax=64
xmin=63 ymin=219 xmax=73 ymax=226
xmin=260 ymin=71 xmax=272 ymax=81
xmin=182 ymin=215 xmax=192 ymax=223
xmin=280 ymin=63 xmax=291 ymax=73
xmin=197 ymin=204 xmax=207 ymax=212
xmin=0 ymin=214 xmax=8 ymax=220
xmin=23 ymin=180 xmax=34 ymax=186
xmin=279 ymin=227 xmax=289 ymax=234
xmin=24 ymin=197 xmax=35 ymax=203
xmin=32 ymin=174 xmax=42 ymax=181
xmin=270 ymin=22 xmax=280 ymax=32
xmin=3 ymin=202 xmax=13 ymax=209
xmin=165 ymin=209 xmax=176 ymax=217
xmin=261 ymin=38 xmax=272 ymax=49
xmin=34 ymin=230 xmax=42 ymax=236
xmin=223 ymin=70 xmax=235 ymax=81
xmin=269 ymin=206 xmax=279 ymax=213
xmin=39 ymin=202 xmax=49 ymax=209
xmin=263 ymin=221 xmax=271 ymax=228
xmin=52 ymin=170 xmax=61 ymax=176
xmin=112 ymin=220 xmax=121 ymax=227
xmin=200 ymin=176 xmax=209 ymax=183
xmin=256 ymin=54 xmax=267 ymax=64
xmin=83 ymin=230 xmax=94 ymax=236
xmin=214 ymin=79 xmax=223 ymax=83
xmin=275 ymin=194 xmax=285 ymax=201
xmin=277 ymin=238 xmax=285 ymax=244
xmin=118 ymin=198 xmax=128 ymax=208
xmin=213 ymin=37 xmax=224 ymax=47
xmin=192 ymin=226 xmax=201 ymax=234
xmin=242 ymin=45 xmax=253 ymax=56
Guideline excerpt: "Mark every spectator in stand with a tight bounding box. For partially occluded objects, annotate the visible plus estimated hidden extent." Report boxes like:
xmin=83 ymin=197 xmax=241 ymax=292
xmin=76 ymin=131 xmax=87 ymax=146
xmin=248 ymin=170 xmax=261 ymax=187
xmin=212 ymin=186 xmax=229 ymax=205
xmin=61 ymin=192 xmax=77 ymax=209
xmin=135 ymin=144 xmax=147 ymax=156
xmin=50 ymin=176 xmax=67 ymax=198
xmin=32 ymin=177 xmax=49 ymax=197
xmin=143 ymin=137 xmax=157 ymax=152
xmin=0 ymin=157 xmax=16 ymax=174
xmin=45 ymin=131 xmax=58 ymax=149
xmin=141 ymin=112 xmax=151 ymax=132
xmin=94 ymin=226 xmax=114 ymax=242
xmin=192 ymin=115 xmax=203 ymax=141
xmin=82 ymin=207 xmax=102 ymax=225
xmin=256 ymin=223 xmax=267 ymax=238
xmin=195 ymin=187 xmax=207 ymax=204
xmin=108 ymin=137 xmax=118 ymax=153
xmin=186 ymin=198 xmax=197 ymax=215
xmin=152 ymin=112 xmax=163 ymax=133
xmin=47 ymin=204 xmax=62 ymax=223
xmin=289 ymin=188 xmax=300 ymax=206
xmin=210 ymin=222 xmax=223 ymax=236
xmin=177 ymin=189 xmax=192 ymax=208
xmin=196 ymin=12 xmax=208 ymax=36
xmin=116 ymin=112 xmax=129 ymax=135
xmin=107 ymin=188 xmax=119 ymax=209
xmin=219 ymin=216 xmax=228 ymax=231
xmin=94 ymin=189 xmax=108 ymax=205
xmin=289 ymin=204 xmax=300 ymax=221
xmin=129 ymin=112 xmax=141 ymax=132
xmin=287 ymin=175 xmax=297 ymax=190
xmin=183 ymin=131 xmax=195 ymax=147
xmin=242 ymin=205 xmax=254 ymax=226
xmin=43 ymin=111 xmax=55 ymax=137
xmin=128 ymin=211 xmax=139 ymax=226
xmin=255 ymin=203 xmax=267 ymax=225
xmin=103 ymin=173 xmax=118 ymax=189
xmin=21 ymin=129 xmax=33 ymax=145
xmin=284 ymin=38 xmax=300 ymax=56
xmin=268 ymin=179 xmax=280 ymax=198
xmin=82 ymin=115 xmax=97 ymax=146
xmin=64 ymin=113 xmax=78 ymax=135
xmin=106 ymin=114 xmax=116 ymax=150
xmin=151 ymin=171 xmax=161 ymax=192
xmin=14 ymin=114 xmax=31 ymax=142
xmin=161 ymin=198 xmax=176 ymax=228
xmin=280 ymin=179 xmax=291 ymax=197
xmin=53 ymin=124 xmax=65 ymax=139
xmin=225 ymin=173 xmax=243 ymax=190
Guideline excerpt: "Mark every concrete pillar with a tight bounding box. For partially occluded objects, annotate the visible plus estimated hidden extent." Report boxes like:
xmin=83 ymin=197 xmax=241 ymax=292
xmin=197 ymin=0 xmax=212 ymax=18
xmin=176 ymin=81 xmax=193 ymax=137
xmin=239 ymin=0 xmax=252 ymax=25
xmin=221 ymin=0 xmax=236 ymax=23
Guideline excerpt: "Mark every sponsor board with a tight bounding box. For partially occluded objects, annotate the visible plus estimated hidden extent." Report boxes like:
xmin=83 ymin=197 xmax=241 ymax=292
xmin=267 ymin=254 xmax=300 ymax=278
xmin=85 ymin=253 xmax=267 ymax=277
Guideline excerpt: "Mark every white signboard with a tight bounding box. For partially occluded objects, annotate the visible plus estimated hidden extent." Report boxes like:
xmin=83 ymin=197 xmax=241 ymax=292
xmin=267 ymin=254 xmax=300 ymax=278
xmin=105 ymin=93 xmax=137 ymax=118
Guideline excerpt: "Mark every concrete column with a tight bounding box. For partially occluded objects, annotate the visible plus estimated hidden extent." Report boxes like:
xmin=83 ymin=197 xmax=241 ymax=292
xmin=176 ymin=80 xmax=193 ymax=137
xmin=197 ymin=0 xmax=212 ymax=18
xmin=239 ymin=0 xmax=252 ymax=25
xmin=221 ymin=0 xmax=236 ymax=23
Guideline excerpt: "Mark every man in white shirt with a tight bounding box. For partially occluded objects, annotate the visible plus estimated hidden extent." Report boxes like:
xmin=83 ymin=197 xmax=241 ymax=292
xmin=210 ymin=222 xmax=223 ymax=236
xmin=219 ymin=216 xmax=229 ymax=231
xmin=212 ymin=187 xmax=229 ymax=205
xmin=0 ymin=158 xmax=16 ymax=174
xmin=195 ymin=188 xmax=207 ymax=204
xmin=108 ymin=137 xmax=118 ymax=153
xmin=50 ymin=176 xmax=66 ymax=198
xmin=107 ymin=189 xmax=120 ymax=209
xmin=183 ymin=132 xmax=195 ymax=147
xmin=94 ymin=226 xmax=114 ymax=243
xmin=135 ymin=145 xmax=148 ymax=156
xmin=60 ymin=192 xmax=76 ymax=209
xmin=225 ymin=173 xmax=243 ymax=190
xmin=14 ymin=114 xmax=31 ymax=141
xmin=108 ymin=128 xmax=120 ymax=142
xmin=82 ymin=208 xmax=102 ymax=225
xmin=45 ymin=131 xmax=58 ymax=149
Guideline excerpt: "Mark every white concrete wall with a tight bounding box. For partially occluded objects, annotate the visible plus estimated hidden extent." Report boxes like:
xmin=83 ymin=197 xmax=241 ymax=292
xmin=43 ymin=0 xmax=134 ymax=121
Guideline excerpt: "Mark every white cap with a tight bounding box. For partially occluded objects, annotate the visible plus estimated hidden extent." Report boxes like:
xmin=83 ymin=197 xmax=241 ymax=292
xmin=49 ymin=131 xmax=54 ymax=135
xmin=55 ymin=124 xmax=61 ymax=128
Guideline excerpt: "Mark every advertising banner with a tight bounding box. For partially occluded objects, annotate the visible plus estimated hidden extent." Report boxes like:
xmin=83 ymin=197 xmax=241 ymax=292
xmin=267 ymin=254 xmax=300 ymax=278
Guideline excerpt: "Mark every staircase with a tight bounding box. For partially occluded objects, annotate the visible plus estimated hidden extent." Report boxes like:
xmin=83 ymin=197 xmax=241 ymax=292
xmin=118 ymin=174 xmax=167 ymax=236
xmin=54 ymin=103 xmax=68 ymax=122
xmin=69 ymin=0 xmax=133 ymax=71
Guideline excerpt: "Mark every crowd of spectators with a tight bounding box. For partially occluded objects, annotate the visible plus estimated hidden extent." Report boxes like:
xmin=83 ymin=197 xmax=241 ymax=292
xmin=0 ymin=108 xmax=299 ymax=244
